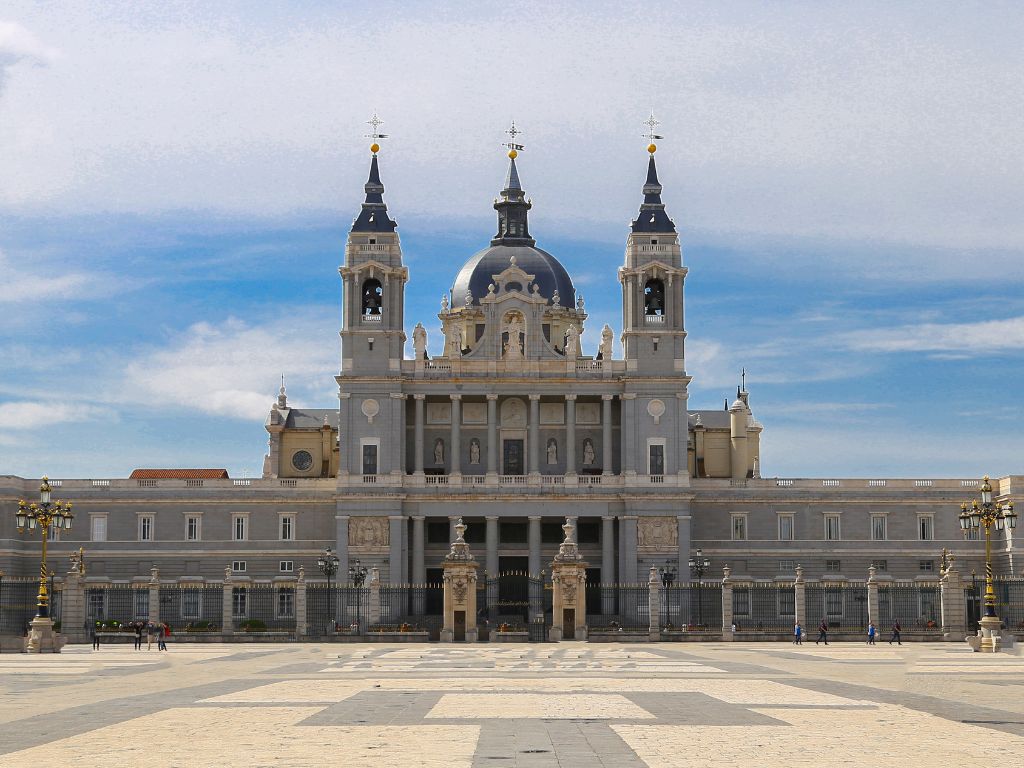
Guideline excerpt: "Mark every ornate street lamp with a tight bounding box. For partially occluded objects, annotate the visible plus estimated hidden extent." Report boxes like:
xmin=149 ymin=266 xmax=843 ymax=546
xmin=349 ymin=560 xmax=368 ymax=632
xmin=688 ymin=548 xmax=711 ymax=628
xmin=16 ymin=477 xmax=73 ymax=652
xmin=959 ymin=475 xmax=1016 ymax=649
xmin=317 ymin=547 xmax=339 ymax=631
xmin=658 ymin=565 xmax=676 ymax=629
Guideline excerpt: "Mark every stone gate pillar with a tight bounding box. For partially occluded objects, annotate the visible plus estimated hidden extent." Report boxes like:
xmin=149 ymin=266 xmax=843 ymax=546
xmin=441 ymin=519 xmax=479 ymax=643
xmin=721 ymin=565 xmax=734 ymax=641
xmin=295 ymin=566 xmax=307 ymax=639
xmin=222 ymin=567 xmax=234 ymax=636
xmin=550 ymin=518 xmax=588 ymax=642
xmin=867 ymin=565 xmax=879 ymax=630
xmin=148 ymin=567 xmax=161 ymax=627
xmin=61 ymin=552 xmax=87 ymax=644
xmin=368 ymin=567 xmax=382 ymax=628
xmin=794 ymin=564 xmax=806 ymax=630
xmin=940 ymin=556 xmax=966 ymax=642
xmin=648 ymin=567 xmax=660 ymax=641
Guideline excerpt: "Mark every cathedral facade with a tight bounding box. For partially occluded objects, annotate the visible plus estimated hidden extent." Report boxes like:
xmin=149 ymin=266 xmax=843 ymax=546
xmin=1 ymin=143 xmax=1019 ymax=595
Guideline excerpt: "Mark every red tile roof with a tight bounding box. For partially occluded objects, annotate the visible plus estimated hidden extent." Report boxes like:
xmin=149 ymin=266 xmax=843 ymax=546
xmin=129 ymin=469 xmax=229 ymax=480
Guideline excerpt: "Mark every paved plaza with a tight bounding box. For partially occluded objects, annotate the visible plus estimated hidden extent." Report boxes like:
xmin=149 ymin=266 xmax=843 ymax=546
xmin=0 ymin=642 xmax=1023 ymax=766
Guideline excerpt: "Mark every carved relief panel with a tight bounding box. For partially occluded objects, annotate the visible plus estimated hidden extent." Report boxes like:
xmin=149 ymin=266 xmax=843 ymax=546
xmin=637 ymin=517 xmax=678 ymax=550
xmin=349 ymin=517 xmax=390 ymax=549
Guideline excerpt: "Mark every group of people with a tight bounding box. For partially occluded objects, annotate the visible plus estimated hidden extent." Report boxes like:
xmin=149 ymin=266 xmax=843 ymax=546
xmin=90 ymin=621 xmax=171 ymax=651
xmin=791 ymin=620 xmax=903 ymax=645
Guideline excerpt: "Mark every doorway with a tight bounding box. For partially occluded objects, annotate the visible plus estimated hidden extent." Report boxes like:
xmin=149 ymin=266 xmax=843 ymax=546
xmin=503 ymin=439 xmax=524 ymax=475
xmin=563 ymin=608 xmax=576 ymax=640
xmin=454 ymin=610 xmax=466 ymax=641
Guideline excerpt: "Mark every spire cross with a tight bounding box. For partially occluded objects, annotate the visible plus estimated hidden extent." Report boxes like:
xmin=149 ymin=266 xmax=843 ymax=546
xmin=741 ymin=367 xmax=746 ymax=392
xmin=504 ymin=119 xmax=525 ymax=153
xmin=643 ymin=111 xmax=664 ymax=144
xmin=365 ymin=111 xmax=389 ymax=141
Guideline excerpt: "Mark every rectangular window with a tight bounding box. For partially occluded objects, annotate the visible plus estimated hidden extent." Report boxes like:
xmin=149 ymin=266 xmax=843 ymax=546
xmin=918 ymin=516 xmax=934 ymax=541
xmin=731 ymin=515 xmax=747 ymax=541
xmin=649 ymin=444 xmax=665 ymax=475
xmin=186 ymin=517 xmax=200 ymax=541
xmin=777 ymin=515 xmax=794 ymax=541
xmin=233 ymin=516 xmax=247 ymax=541
xmin=91 ymin=516 xmax=107 ymax=542
xmin=826 ymin=559 xmax=841 ymax=572
xmin=778 ymin=589 xmax=795 ymax=617
xmin=871 ymin=515 xmax=886 ymax=541
xmin=965 ymin=527 xmax=980 ymax=540
xmin=732 ymin=587 xmax=750 ymax=616
xmin=232 ymin=587 xmax=247 ymax=618
xmin=232 ymin=560 xmax=246 ymax=573
xmin=280 ymin=560 xmax=294 ymax=573
xmin=280 ymin=516 xmax=294 ymax=541
xmin=362 ymin=444 xmax=378 ymax=475
xmin=825 ymin=587 xmax=844 ymax=618
xmin=779 ymin=559 xmax=796 ymax=572
xmin=182 ymin=590 xmax=202 ymax=620
xmin=277 ymin=587 xmax=295 ymax=618
xmin=133 ymin=590 xmax=149 ymax=620
xmin=919 ymin=560 xmax=934 ymax=572
xmin=824 ymin=515 xmax=841 ymax=541
xmin=871 ymin=559 xmax=888 ymax=572
xmin=427 ymin=520 xmax=449 ymax=544
xmin=87 ymin=589 xmax=106 ymax=621
xmin=139 ymin=516 xmax=153 ymax=542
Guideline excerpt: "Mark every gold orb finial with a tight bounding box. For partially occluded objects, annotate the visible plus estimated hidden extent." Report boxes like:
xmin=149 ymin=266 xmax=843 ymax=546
xmin=508 ymin=149 xmax=518 ymax=160
xmin=370 ymin=143 xmax=380 ymax=154
xmin=648 ymin=143 xmax=657 ymax=154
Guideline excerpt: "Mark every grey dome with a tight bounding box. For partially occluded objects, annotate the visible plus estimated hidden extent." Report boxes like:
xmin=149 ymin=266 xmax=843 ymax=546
xmin=453 ymin=244 xmax=576 ymax=308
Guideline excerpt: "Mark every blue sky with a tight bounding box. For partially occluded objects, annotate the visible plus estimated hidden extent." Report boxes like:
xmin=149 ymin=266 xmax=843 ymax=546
xmin=1 ymin=1 xmax=1022 ymax=479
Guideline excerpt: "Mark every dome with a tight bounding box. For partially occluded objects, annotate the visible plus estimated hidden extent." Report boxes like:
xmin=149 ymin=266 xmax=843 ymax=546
xmin=452 ymin=244 xmax=576 ymax=308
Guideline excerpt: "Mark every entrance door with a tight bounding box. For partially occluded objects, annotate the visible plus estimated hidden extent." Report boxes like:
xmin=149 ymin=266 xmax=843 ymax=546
xmin=454 ymin=610 xmax=466 ymax=641
xmin=563 ymin=608 xmax=575 ymax=640
xmin=503 ymin=439 xmax=524 ymax=475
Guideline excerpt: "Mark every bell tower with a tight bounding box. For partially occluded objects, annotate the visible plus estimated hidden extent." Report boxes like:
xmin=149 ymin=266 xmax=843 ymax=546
xmin=338 ymin=125 xmax=408 ymax=376
xmin=619 ymin=120 xmax=686 ymax=374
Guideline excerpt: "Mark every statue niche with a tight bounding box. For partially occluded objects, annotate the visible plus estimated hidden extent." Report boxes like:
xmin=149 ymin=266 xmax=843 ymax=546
xmin=362 ymin=278 xmax=383 ymax=315
xmin=644 ymin=278 xmax=664 ymax=316
xmin=502 ymin=311 xmax=525 ymax=360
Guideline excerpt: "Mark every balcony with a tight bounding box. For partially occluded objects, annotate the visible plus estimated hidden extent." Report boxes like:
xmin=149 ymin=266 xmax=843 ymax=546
xmin=644 ymin=314 xmax=666 ymax=325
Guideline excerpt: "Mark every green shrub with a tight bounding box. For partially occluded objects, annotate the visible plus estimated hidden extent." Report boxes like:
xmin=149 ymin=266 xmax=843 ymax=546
xmin=240 ymin=619 xmax=267 ymax=632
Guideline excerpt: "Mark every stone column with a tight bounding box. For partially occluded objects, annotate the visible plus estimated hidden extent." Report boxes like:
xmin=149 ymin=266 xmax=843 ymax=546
xmin=295 ymin=566 xmax=307 ymax=639
xmin=368 ymin=567 xmax=381 ymax=627
xmin=618 ymin=515 xmax=638 ymax=584
xmin=450 ymin=394 xmax=462 ymax=477
xmin=721 ymin=565 xmax=734 ymax=641
xmin=393 ymin=393 xmax=407 ymax=475
xmin=565 ymin=395 xmax=577 ymax=475
xmin=222 ymin=567 xmax=234 ymax=636
xmin=549 ymin=518 xmax=588 ymax=642
xmin=676 ymin=391 xmax=690 ymax=480
xmin=621 ymin=394 xmax=636 ymax=475
xmin=335 ymin=515 xmax=350 ymax=581
xmin=528 ymin=516 xmax=542 ymax=576
xmin=648 ymin=566 xmax=660 ymax=641
xmin=486 ymin=394 xmax=499 ymax=476
xmin=940 ymin=562 xmax=966 ymax=642
xmin=412 ymin=516 xmax=426 ymax=614
xmin=440 ymin=519 xmax=479 ymax=643
xmin=866 ymin=565 xmax=879 ymax=630
xmin=389 ymin=516 xmax=405 ymax=584
xmin=677 ymin=515 xmax=691 ymax=584
xmin=795 ymin=564 xmax=806 ymax=629
xmin=60 ymin=563 xmax=87 ymax=644
xmin=413 ymin=394 xmax=425 ymax=475
xmin=485 ymin=516 xmax=499 ymax=577
xmin=148 ymin=567 xmax=160 ymax=626
xmin=528 ymin=394 xmax=541 ymax=475
xmin=602 ymin=394 xmax=614 ymax=475
xmin=601 ymin=516 xmax=616 ymax=614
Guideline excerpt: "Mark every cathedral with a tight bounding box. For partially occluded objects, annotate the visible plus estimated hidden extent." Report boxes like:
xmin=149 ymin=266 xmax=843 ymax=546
xmin=1 ymin=130 xmax=1019 ymax=609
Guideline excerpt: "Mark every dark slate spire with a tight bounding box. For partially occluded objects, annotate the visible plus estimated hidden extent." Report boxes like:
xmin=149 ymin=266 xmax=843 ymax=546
xmin=491 ymin=152 xmax=535 ymax=246
xmin=351 ymin=153 xmax=397 ymax=233
xmin=631 ymin=153 xmax=676 ymax=234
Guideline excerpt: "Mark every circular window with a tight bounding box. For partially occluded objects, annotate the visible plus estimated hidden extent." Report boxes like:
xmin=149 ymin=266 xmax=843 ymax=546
xmin=291 ymin=450 xmax=313 ymax=471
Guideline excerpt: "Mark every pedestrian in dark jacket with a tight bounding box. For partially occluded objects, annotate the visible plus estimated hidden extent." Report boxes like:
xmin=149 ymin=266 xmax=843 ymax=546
xmin=889 ymin=620 xmax=902 ymax=645
xmin=816 ymin=619 xmax=828 ymax=645
xmin=133 ymin=623 xmax=143 ymax=650
xmin=91 ymin=623 xmax=100 ymax=650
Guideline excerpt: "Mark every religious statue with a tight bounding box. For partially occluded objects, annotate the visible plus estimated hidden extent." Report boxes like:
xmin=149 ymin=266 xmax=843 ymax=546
xmin=68 ymin=547 xmax=85 ymax=576
xmin=464 ymin=290 xmax=473 ymax=307
xmin=434 ymin=438 xmax=445 ymax=465
xmin=552 ymin=289 xmax=560 ymax=306
xmin=599 ymin=324 xmax=613 ymax=360
xmin=412 ymin=322 xmax=427 ymax=360
xmin=582 ymin=438 xmax=596 ymax=466
xmin=441 ymin=293 xmax=449 ymax=312
xmin=446 ymin=323 xmax=464 ymax=357
xmin=564 ymin=324 xmax=580 ymax=358
xmin=504 ymin=314 xmax=524 ymax=359
xmin=469 ymin=438 xmax=481 ymax=465
xmin=546 ymin=438 xmax=558 ymax=465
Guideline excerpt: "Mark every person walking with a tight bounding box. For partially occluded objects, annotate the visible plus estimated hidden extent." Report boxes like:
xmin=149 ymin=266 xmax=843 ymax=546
xmin=91 ymin=623 xmax=100 ymax=651
xmin=133 ymin=622 xmax=143 ymax=650
xmin=794 ymin=622 xmax=803 ymax=645
xmin=146 ymin=622 xmax=154 ymax=651
xmin=867 ymin=622 xmax=876 ymax=645
xmin=157 ymin=623 xmax=168 ymax=651
xmin=889 ymin=619 xmax=902 ymax=645
xmin=816 ymin=618 xmax=828 ymax=645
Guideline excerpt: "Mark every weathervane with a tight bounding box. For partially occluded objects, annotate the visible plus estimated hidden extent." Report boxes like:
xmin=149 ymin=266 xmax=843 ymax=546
xmin=503 ymin=119 xmax=525 ymax=158
xmin=643 ymin=111 xmax=664 ymax=153
xmin=365 ymin=111 xmax=388 ymax=153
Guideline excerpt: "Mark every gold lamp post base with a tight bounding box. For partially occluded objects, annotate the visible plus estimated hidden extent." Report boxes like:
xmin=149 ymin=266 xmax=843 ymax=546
xmin=966 ymin=614 xmax=1004 ymax=653
xmin=24 ymin=616 xmax=66 ymax=654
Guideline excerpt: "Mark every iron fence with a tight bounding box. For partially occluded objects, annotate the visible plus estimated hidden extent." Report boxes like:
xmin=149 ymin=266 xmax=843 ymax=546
xmin=804 ymin=583 xmax=869 ymax=631
xmin=994 ymin=577 xmax=1024 ymax=634
xmin=663 ymin=582 xmax=722 ymax=633
xmin=87 ymin=585 xmax=150 ymax=628
xmin=231 ymin=584 xmax=296 ymax=631
xmin=876 ymin=581 xmax=941 ymax=634
xmin=731 ymin=582 xmax=796 ymax=633
xmin=586 ymin=584 xmax=649 ymax=632
xmin=306 ymin=583 xmax=370 ymax=637
xmin=158 ymin=585 xmax=223 ymax=632
xmin=0 ymin=578 xmax=41 ymax=635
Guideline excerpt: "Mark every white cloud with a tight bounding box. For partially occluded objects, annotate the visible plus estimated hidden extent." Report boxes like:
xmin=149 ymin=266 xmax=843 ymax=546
xmin=0 ymin=19 xmax=56 ymax=87
xmin=842 ymin=316 xmax=1024 ymax=355
xmin=122 ymin=315 xmax=337 ymax=420
xmin=0 ymin=249 xmax=115 ymax=305
xmin=0 ymin=400 xmax=112 ymax=430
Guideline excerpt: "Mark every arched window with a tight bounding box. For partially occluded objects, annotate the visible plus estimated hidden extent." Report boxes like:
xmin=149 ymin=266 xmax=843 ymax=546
xmin=644 ymin=279 xmax=665 ymax=316
xmin=362 ymin=279 xmax=383 ymax=315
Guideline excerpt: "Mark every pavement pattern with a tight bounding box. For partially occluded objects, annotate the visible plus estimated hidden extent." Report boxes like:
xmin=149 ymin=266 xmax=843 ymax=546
xmin=0 ymin=642 xmax=1022 ymax=766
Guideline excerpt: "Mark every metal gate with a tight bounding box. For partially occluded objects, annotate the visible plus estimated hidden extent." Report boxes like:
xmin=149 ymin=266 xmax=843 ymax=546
xmin=492 ymin=571 xmax=549 ymax=641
